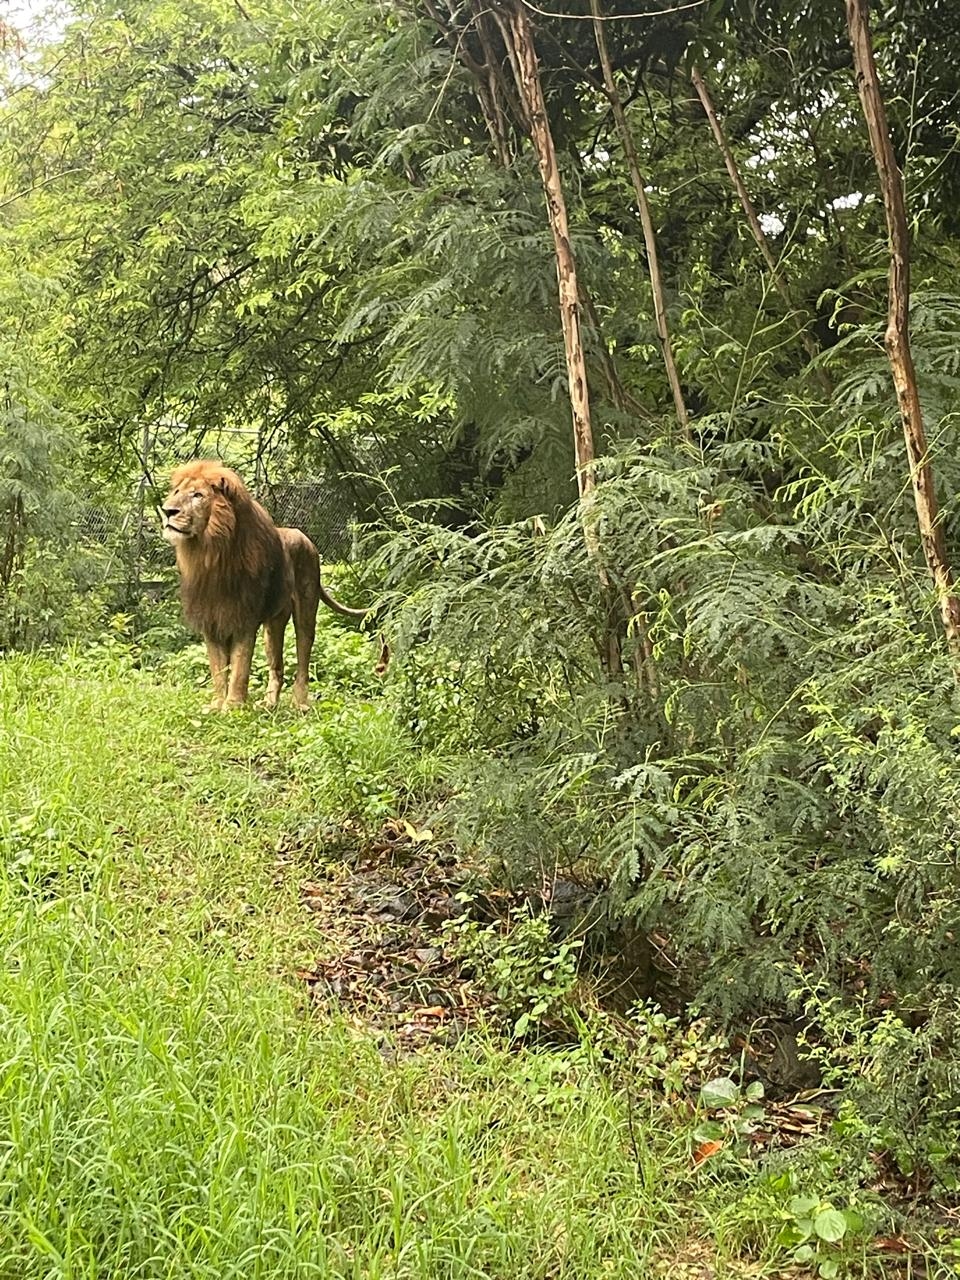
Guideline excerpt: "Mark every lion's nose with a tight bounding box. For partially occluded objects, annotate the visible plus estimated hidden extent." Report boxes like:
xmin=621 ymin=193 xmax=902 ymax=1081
xmin=161 ymin=505 xmax=180 ymax=518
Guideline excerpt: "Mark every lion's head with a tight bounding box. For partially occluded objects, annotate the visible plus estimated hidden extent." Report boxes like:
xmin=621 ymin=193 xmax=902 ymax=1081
xmin=159 ymin=461 xmax=246 ymax=547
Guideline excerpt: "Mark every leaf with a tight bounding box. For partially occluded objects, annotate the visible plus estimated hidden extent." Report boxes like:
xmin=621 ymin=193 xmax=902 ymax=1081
xmin=842 ymin=1209 xmax=864 ymax=1234
xmin=874 ymin=1236 xmax=911 ymax=1253
xmin=787 ymin=1194 xmax=820 ymax=1217
xmin=793 ymin=1244 xmax=815 ymax=1263
xmin=818 ymin=1261 xmax=839 ymax=1279
xmin=700 ymin=1076 xmax=739 ymax=1108
xmin=401 ymin=819 xmax=433 ymax=843
xmin=777 ymin=1225 xmax=805 ymax=1248
xmin=813 ymin=1208 xmax=847 ymax=1243
xmin=744 ymin=1080 xmax=764 ymax=1102
xmin=693 ymin=1139 xmax=723 ymax=1165
xmin=693 ymin=1120 xmax=725 ymax=1143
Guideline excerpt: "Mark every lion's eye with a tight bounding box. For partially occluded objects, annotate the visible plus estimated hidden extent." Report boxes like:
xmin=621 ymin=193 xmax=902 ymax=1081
xmin=192 ymin=491 xmax=203 ymax=499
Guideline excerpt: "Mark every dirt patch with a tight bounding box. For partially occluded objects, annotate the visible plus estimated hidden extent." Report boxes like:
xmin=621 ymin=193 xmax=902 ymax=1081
xmin=281 ymin=818 xmax=503 ymax=1047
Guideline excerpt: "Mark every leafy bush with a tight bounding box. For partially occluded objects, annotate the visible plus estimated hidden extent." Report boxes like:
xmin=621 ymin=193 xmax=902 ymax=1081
xmin=0 ymin=541 xmax=110 ymax=651
xmin=795 ymin=981 xmax=960 ymax=1193
xmin=371 ymin=430 xmax=960 ymax=1041
xmin=445 ymin=907 xmax=583 ymax=1038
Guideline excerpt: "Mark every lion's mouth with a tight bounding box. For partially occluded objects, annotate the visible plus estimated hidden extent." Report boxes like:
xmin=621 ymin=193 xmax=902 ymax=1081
xmin=163 ymin=522 xmax=190 ymax=535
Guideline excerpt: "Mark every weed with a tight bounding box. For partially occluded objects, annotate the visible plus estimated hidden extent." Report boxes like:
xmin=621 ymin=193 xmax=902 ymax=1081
xmin=445 ymin=906 xmax=583 ymax=1037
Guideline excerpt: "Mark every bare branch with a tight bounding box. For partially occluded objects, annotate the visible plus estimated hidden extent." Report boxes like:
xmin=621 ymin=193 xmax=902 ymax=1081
xmin=592 ymin=0 xmax=690 ymax=440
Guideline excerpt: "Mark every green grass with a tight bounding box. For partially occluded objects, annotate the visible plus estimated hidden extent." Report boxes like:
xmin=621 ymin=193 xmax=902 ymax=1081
xmin=0 ymin=641 xmax=930 ymax=1278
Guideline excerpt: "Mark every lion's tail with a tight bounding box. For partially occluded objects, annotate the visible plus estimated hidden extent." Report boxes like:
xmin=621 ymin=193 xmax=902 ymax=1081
xmin=317 ymin=580 xmax=372 ymax=621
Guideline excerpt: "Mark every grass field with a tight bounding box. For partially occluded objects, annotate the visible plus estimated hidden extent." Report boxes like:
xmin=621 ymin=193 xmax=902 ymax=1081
xmin=0 ymin=639 xmax=940 ymax=1278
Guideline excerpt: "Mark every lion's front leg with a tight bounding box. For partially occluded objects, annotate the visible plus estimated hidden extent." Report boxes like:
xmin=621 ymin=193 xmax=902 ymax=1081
xmin=222 ymin=633 xmax=257 ymax=710
xmin=204 ymin=637 xmax=230 ymax=712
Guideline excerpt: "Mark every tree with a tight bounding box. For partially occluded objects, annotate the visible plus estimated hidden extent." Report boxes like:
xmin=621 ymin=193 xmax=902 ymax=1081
xmin=844 ymin=0 xmax=960 ymax=658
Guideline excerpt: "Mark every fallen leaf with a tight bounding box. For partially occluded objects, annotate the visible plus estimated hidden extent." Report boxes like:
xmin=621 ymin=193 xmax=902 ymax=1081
xmin=693 ymin=1140 xmax=723 ymax=1165
xmin=402 ymin=820 xmax=434 ymax=844
xmin=874 ymin=1237 xmax=912 ymax=1254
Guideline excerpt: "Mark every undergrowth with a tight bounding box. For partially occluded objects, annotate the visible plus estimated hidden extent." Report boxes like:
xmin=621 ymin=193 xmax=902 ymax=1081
xmin=3 ymin=634 xmax=954 ymax=1277
xmin=367 ymin=426 xmax=960 ymax=1208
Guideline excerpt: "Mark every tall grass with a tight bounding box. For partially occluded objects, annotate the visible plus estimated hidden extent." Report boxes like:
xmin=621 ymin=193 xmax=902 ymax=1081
xmin=0 ymin=642 xmax=924 ymax=1277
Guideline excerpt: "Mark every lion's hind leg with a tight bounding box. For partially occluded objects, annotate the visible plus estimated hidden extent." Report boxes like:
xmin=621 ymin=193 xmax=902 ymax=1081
xmin=291 ymin=586 xmax=319 ymax=712
xmin=263 ymin=613 xmax=289 ymax=710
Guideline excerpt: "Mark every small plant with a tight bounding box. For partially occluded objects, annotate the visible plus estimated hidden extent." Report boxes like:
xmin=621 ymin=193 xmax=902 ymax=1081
xmin=693 ymin=1074 xmax=766 ymax=1165
xmin=444 ymin=905 xmax=583 ymax=1037
xmin=628 ymin=1007 xmax=729 ymax=1095
xmin=774 ymin=1191 xmax=864 ymax=1278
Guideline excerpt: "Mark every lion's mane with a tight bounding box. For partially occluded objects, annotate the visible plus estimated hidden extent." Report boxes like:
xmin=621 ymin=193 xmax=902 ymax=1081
xmin=168 ymin=461 xmax=287 ymax=644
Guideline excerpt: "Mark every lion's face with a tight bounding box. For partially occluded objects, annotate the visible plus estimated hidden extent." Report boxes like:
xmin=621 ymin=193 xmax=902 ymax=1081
xmin=159 ymin=478 xmax=219 ymax=544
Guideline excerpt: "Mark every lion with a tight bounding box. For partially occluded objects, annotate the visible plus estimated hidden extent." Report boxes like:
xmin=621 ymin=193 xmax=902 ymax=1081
xmin=159 ymin=460 xmax=369 ymax=711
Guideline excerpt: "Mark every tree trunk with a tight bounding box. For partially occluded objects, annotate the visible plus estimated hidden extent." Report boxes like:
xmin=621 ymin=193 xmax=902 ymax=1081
xmin=0 ymin=492 xmax=24 ymax=595
xmin=591 ymin=0 xmax=690 ymax=441
xmin=419 ymin=0 xmax=623 ymax=674
xmin=503 ymin=2 xmax=596 ymax=503
xmin=498 ymin=0 xmax=621 ymax=674
xmin=844 ymin=0 xmax=960 ymax=657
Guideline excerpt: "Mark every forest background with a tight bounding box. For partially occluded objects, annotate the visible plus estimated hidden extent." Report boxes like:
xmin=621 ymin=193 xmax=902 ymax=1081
xmin=4 ymin=0 xmax=960 ymax=1263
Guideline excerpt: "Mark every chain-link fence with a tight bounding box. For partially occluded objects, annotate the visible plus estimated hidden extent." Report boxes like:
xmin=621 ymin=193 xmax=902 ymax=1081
xmin=75 ymin=478 xmax=363 ymax=598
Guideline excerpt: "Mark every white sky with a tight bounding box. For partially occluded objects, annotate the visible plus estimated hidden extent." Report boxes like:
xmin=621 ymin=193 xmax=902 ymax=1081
xmin=2 ymin=0 xmax=70 ymax=48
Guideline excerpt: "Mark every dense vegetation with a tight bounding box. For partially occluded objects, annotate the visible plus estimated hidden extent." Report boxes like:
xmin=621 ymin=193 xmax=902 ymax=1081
xmin=5 ymin=0 xmax=960 ymax=1268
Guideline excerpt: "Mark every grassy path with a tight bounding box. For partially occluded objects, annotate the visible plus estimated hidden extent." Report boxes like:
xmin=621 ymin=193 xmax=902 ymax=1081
xmin=0 ymin=649 xmax=885 ymax=1278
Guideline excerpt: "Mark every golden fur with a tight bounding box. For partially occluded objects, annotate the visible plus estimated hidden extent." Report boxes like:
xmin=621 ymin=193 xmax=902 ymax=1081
xmin=160 ymin=460 xmax=362 ymax=710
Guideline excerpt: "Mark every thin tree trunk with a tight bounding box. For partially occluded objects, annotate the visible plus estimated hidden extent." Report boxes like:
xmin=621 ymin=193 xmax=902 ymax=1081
xmin=0 ymin=492 xmax=24 ymax=594
xmin=501 ymin=4 xmax=596 ymax=501
xmin=497 ymin=0 xmax=621 ymax=675
xmin=690 ymin=64 xmax=823 ymax=372
xmin=591 ymin=0 xmax=690 ymax=440
xmin=844 ymin=0 xmax=960 ymax=657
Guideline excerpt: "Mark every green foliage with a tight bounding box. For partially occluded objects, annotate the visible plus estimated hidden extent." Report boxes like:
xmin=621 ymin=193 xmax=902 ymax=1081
xmin=773 ymin=1190 xmax=866 ymax=1279
xmin=444 ymin=907 xmax=583 ymax=1039
xmin=369 ymin=414 xmax=960 ymax=1068
xmin=794 ymin=980 xmax=960 ymax=1193
xmin=0 ymin=245 xmax=82 ymax=646
xmin=696 ymin=1075 xmax=767 ymax=1154
xmin=8 ymin=0 xmax=960 ymax=1230
xmin=0 ymin=541 xmax=109 ymax=650
xmin=281 ymin=698 xmax=434 ymax=826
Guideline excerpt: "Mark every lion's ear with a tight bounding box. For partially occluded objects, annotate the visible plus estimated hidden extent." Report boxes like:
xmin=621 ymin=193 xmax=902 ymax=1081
xmin=213 ymin=469 xmax=250 ymax=505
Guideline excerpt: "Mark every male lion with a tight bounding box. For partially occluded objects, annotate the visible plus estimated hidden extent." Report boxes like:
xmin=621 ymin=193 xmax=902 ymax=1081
xmin=160 ymin=460 xmax=367 ymax=711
